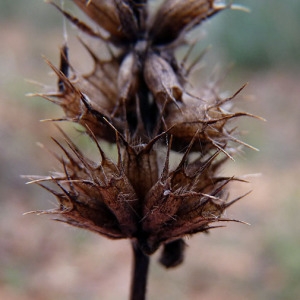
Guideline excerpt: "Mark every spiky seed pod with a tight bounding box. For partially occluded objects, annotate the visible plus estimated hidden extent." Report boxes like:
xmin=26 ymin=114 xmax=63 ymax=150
xmin=118 ymin=52 xmax=139 ymax=104
xmin=159 ymin=238 xmax=186 ymax=268
xmin=28 ymin=1 xmax=258 ymax=281
xmin=28 ymin=129 xmax=245 ymax=255
xmin=163 ymin=85 xmax=257 ymax=152
xmin=144 ymin=52 xmax=183 ymax=108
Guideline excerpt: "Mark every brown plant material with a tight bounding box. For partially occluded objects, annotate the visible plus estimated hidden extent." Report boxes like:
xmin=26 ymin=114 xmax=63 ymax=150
xmin=26 ymin=0 xmax=258 ymax=299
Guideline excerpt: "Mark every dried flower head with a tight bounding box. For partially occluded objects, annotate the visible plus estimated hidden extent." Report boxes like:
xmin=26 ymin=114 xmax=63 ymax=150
xmin=26 ymin=0 xmax=259 ymax=296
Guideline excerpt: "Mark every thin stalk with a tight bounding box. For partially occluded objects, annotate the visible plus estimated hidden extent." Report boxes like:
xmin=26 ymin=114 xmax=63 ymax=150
xmin=130 ymin=240 xmax=150 ymax=300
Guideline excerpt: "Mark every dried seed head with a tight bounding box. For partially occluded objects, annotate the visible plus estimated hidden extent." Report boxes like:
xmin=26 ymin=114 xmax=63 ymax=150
xmin=164 ymin=90 xmax=250 ymax=152
xmin=29 ymin=0 xmax=257 ymax=263
xmin=28 ymin=131 xmax=244 ymax=255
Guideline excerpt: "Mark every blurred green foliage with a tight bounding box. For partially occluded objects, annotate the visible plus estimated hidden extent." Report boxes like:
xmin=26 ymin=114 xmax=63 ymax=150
xmin=0 ymin=0 xmax=62 ymax=29
xmin=209 ymin=0 xmax=300 ymax=69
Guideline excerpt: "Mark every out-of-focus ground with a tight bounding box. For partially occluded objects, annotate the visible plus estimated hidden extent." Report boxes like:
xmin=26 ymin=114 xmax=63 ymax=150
xmin=1 ymin=1 xmax=300 ymax=299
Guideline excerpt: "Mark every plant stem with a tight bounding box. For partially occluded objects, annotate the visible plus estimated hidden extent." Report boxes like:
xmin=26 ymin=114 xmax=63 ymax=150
xmin=130 ymin=240 xmax=150 ymax=300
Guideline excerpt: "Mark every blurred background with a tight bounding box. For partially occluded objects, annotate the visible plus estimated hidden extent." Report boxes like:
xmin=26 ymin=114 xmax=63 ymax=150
xmin=1 ymin=0 xmax=300 ymax=299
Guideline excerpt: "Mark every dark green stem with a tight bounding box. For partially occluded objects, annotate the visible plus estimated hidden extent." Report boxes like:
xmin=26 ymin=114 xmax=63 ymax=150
xmin=130 ymin=240 xmax=150 ymax=300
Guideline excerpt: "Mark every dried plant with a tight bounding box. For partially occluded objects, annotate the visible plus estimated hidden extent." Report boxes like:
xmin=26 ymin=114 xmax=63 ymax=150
xmin=26 ymin=1 xmax=259 ymax=299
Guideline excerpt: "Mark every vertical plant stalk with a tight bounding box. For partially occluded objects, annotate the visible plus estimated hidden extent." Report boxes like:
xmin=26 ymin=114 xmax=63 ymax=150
xmin=130 ymin=240 xmax=150 ymax=300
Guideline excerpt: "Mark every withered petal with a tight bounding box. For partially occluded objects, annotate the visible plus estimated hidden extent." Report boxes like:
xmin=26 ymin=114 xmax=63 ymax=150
xmin=150 ymin=0 xmax=223 ymax=45
xmin=73 ymin=0 xmax=125 ymax=42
